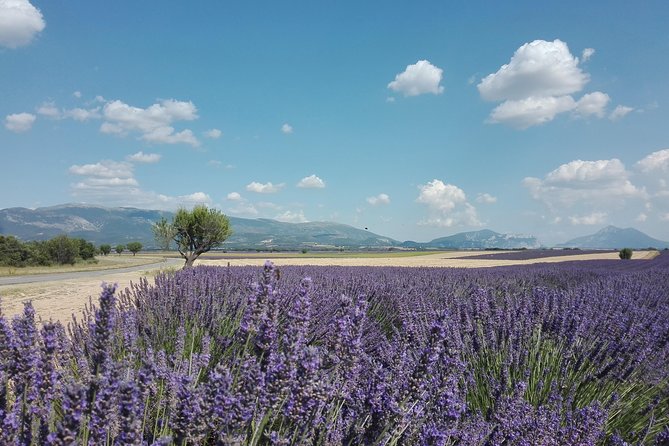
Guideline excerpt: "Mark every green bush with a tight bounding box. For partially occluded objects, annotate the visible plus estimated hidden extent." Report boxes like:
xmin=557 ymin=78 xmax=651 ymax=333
xmin=619 ymin=247 xmax=633 ymax=260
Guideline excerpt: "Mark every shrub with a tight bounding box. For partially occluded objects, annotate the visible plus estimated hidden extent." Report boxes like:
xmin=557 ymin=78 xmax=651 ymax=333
xmin=619 ymin=247 xmax=633 ymax=259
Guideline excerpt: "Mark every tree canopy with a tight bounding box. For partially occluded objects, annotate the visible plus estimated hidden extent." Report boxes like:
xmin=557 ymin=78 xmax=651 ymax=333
xmin=154 ymin=205 xmax=232 ymax=268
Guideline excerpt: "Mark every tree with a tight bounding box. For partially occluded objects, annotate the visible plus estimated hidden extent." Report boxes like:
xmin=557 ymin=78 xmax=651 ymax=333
xmin=152 ymin=217 xmax=174 ymax=251
xmin=46 ymin=235 xmax=79 ymax=265
xmin=154 ymin=205 xmax=232 ymax=268
xmin=115 ymin=244 xmax=125 ymax=255
xmin=619 ymin=248 xmax=633 ymax=260
xmin=77 ymin=238 xmax=97 ymax=260
xmin=99 ymin=244 xmax=112 ymax=256
xmin=126 ymin=242 xmax=142 ymax=256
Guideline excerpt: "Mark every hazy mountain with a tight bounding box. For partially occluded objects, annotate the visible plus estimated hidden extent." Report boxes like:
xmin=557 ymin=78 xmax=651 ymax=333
xmin=0 ymin=204 xmax=550 ymax=250
xmin=0 ymin=204 xmax=398 ymax=250
xmin=401 ymin=229 xmax=540 ymax=250
xmin=557 ymin=225 xmax=669 ymax=249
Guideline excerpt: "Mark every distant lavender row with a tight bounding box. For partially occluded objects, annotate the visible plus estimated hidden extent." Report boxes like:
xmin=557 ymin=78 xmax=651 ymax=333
xmin=1 ymin=256 xmax=668 ymax=444
xmin=455 ymin=249 xmax=610 ymax=261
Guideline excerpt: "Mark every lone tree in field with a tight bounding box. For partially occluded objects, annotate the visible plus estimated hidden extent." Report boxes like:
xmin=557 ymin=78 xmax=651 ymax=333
xmin=154 ymin=205 xmax=232 ymax=268
xmin=99 ymin=244 xmax=112 ymax=256
xmin=115 ymin=244 xmax=125 ymax=255
xmin=126 ymin=242 xmax=143 ymax=256
xmin=619 ymin=247 xmax=633 ymax=260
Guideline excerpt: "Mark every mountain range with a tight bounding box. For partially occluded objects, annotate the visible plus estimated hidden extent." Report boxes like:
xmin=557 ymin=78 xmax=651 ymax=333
xmin=1 ymin=204 xmax=667 ymax=250
xmin=558 ymin=225 xmax=669 ymax=249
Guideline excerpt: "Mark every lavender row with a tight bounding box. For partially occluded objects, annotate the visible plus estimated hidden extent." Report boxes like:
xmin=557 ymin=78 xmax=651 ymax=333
xmin=1 ymin=259 xmax=668 ymax=444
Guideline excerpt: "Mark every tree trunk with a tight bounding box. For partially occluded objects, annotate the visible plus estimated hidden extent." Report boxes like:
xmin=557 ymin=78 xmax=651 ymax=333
xmin=183 ymin=254 xmax=198 ymax=269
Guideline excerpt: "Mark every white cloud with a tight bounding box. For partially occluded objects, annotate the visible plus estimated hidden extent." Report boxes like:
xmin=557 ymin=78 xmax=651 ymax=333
xmin=416 ymin=179 xmax=481 ymax=227
xmin=489 ymin=95 xmax=576 ymax=129
xmin=609 ymin=105 xmax=634 ymax=121
xmin=69 ymin=160 xmax=133 ymax=179
xmin=126 ymin=151 xmax=161 ymax=164
xmin=246 ymin=181 xmax=284 ymax=194
xmin=297 ymin=174 xmax=325 ymax=189
xmin=69 ymin=157 xmax=211 ymax=210
xmin=569 ymin=212 xmax=607 ymax=225
xmin=478 ymin=40 xmax=616 ymax=128
xmin=366 ymin=193 xmax=391 ymax=206
xmin=64 ymin=107 xmax=101 ymax=121
xmin=581 ymin=48 xmax=595 ymax=62
xmin=36 ymin=102 xmax=60 ymax=118
xmin=275 ymin=210 xmax=308 ymax=223
xmin=226 ymin=192 xmax=242 ymax=201
xmin=36 ymin=101 xmax=101 ymax=121
xmin=388 ymin=60 xmax=444 ymax=97
xmin=0 ymin=0 xmax=45 ymax=48
xmin=478 ymin=39 xmax=588 ymax=101
xmin=229 ymin=202 xmax=258 ymax=216
xmin=476 ymin=193 xmax=497 ymax=204
xmin=636 ymin=213 xmax=648 ymax=222
xmin=524 ymin=158 xmax=646 ymax=219
xmin=101 ymin=99 xmax=200 ymax=147
xmin=73 ymin=91 xmax=82 ymax=99
xmin=574 ymin=91 xmax=610 ymax=118
xmin=636 ymin=149 xmax=669 ymax=173
xmin=205 ymin=128 xmax=222 ymax=139
xmin=4 ymin=112 xmax=35 ymax=132
xmin=281 ymin=123 xmax=293 ymax=134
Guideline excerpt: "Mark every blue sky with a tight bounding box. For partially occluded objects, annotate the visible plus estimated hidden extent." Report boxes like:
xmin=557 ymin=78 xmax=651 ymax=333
xmin=2 ymin=0 xmax=669 ymax=245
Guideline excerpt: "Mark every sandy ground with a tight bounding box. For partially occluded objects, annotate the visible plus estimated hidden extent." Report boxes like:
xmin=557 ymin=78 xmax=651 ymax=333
xmin=0 ymin=250 xmax=654 ymax=324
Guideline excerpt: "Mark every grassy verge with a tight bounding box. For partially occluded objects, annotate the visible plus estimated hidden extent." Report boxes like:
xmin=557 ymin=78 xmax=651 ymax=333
xmin=0 ymin=254 xmax=165 ymax=277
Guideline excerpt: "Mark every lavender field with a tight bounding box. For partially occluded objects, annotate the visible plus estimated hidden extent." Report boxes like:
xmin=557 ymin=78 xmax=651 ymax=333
xmin=1 ymin=253 xmax=669 ymax=445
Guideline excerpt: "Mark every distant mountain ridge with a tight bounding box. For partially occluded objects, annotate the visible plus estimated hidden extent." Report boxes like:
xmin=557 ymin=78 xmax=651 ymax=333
xmin=403 ymin=229 xmax=540 ymax=250
xmin=558 ymin=225 xmax=669 ymax=249
xmin=0 ymin=203 xmax=549 ymax=250
xmin=10 ymin=205 xmax=665 ymax=250
xmin=0 ymin=204 xmax=397 ymax=250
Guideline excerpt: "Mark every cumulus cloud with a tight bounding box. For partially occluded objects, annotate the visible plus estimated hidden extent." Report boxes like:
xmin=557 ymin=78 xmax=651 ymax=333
xmin=476 ymin=193 xmax=497 ymax=204
xmin=100 ymin=99 xmax=200 ymax=147
xmin=204 ymin=128 xmax=222 ymax=139
xmin=69 ymin=157 xmax=211 ymax=209
xmin=126 ymin=151 xmax=161 ymax=164
xmin=275 ymin=210 xmax=308 ymax=223
xmin=609 ymin=105 xmax=634 ymax=121
xmin=523 ymin=158 xmax=646 ymax=223
xmin=636 ymin=149 xmax=669 ymax=173
xmin=478 ymin=40 xmax=588 ymax=101
xmin=64 ymin=107 xmax=101 ymax=121
xmin=297 ymin=174 xmax=325 ymax=189
xmin=69 ymin=160 xmax=134 ymax=179
xmin=0 ymin=0 xmax=45 ymax=48
xmin=574 ymin=92 xmax=610 ymax=118
xmin=388 ymin=60 xmax=444 ymax=97
xmin=488 ymin=95 xmax=576 ymax=129
xmin=4 ymin=112 xmax=35 ymax=132
xmin=281 ymin=123 xmax=293 ymax=134
xmin=246 ymin=181 xmax=284 ymax=194
xmin=36 ymin=101 xmax=101 ymax=121
xmin=416 ymin=179 xmax=481 ymax=227
xmin=569 ymin=212 xmax=607 ymax=225
xmin=226 ymin=192 xmax=242 ymax=201
xmin=36 ymin=102 xmax=60 ymax=118
xmin=478 ymin=39 xmax=619 ymax=128
xmin=367 ymin=193 xmax=391 ymax=206
xmin=581 ymin=48 xmax=595 ymax=62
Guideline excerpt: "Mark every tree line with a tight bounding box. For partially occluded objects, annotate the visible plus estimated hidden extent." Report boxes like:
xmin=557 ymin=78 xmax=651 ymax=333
xmin=0 ymin=235 xmax=143 ymax=267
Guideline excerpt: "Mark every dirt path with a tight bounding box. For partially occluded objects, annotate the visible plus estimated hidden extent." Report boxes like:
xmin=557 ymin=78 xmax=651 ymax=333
xmin=0 ymin=251 xmax=654 ymax=324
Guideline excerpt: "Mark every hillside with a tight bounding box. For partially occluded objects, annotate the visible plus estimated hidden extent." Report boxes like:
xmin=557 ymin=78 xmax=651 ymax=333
xmin=558 ymin=225 xmax=669 ymax=249
xmin=0 ymin=204 xmax=398 ymax=250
